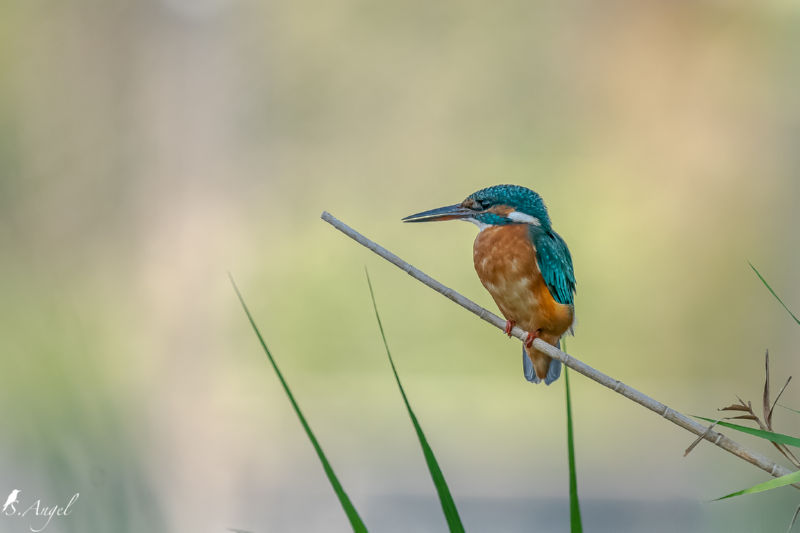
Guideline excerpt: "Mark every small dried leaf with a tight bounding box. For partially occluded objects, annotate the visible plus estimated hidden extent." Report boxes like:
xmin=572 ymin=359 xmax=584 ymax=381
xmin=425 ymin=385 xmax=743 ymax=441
xmin=728 ymin=415 xmax=759 ymax=421
xmin=718 ymin=404 xmax=752 ymax=412
xmin=735 ymin=395 xmax=752 ymax=411
xmin=684 ymin=435 xmax=705 ymax=457
xmin=685 ymin=419 xmax=721 ymax=457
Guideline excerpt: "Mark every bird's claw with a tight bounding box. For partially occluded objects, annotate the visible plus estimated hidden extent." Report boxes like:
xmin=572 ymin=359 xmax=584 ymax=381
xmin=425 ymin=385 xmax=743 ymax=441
xmin=525 ymin=329 xmax=541 ymax=348
xmin=504 ymin=320 xmax=516 ymax=337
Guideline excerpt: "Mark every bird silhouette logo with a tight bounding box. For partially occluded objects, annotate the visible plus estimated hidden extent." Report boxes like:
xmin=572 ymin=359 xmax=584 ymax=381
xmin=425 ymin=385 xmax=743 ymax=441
xmin=2 ymin=490 xmax=20 ymax=514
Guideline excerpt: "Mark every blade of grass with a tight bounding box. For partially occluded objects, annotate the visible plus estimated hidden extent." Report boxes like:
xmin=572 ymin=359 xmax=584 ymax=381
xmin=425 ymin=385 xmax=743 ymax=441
xmin=365 ymin=269 xmax=465 ymax=533
xmin=749 ymin=262 xmax=800 ymax=325
xmin=562 ymin=339 xmax=583 ymax=532
xmin=565 ymin=370 xmax=583 ymax=529
xmin=779 ymin=404 xmax=800 ymax=415
xmin=229 ymin=273 xmax=367 ymax=533
xmin=694 ymin=416 xmax=800 ymax=448
xmin=715 ymin=468 xmax=800 ymax=501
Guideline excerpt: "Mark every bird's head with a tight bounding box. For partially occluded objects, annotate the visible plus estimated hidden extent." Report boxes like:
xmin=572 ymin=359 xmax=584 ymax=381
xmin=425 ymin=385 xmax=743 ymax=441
xmin=402 ymin=184 xmax=550 ymax=230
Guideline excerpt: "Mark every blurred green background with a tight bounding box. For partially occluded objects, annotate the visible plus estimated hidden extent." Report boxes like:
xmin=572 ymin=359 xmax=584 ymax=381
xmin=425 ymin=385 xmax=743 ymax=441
xmin=1 ymin=1 xmax=799 ymax=531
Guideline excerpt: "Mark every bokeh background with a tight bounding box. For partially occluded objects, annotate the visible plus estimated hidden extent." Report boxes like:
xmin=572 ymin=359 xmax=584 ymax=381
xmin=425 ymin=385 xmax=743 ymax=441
xmin=1 ymin=1 xmax=800 ymax=531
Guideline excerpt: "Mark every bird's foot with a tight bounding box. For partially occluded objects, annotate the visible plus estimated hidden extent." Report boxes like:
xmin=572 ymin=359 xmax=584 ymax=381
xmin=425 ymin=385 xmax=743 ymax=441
xmin=525 ymin=329 xmax=542 ymax=348
xmin=504 ymin=320 xmax=516 ymax=337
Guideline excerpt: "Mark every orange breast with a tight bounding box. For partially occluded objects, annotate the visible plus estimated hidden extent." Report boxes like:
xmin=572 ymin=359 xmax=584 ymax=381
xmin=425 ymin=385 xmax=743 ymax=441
xmin=473 ymin=225 xmax=573 ymax=339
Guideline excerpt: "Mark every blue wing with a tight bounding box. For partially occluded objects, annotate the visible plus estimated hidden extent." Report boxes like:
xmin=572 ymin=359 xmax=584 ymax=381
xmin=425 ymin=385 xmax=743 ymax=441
xmin=523 ymin=345 xmax=562 ymax=385
xmin=531 ymin=228 xmax=576 ymax=306
xmin=522 ymin=346 xmax=540 ymax=383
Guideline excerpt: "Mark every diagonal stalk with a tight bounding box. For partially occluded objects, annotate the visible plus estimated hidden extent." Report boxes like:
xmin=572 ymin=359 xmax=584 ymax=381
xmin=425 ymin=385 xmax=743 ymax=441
xmin=321 ymin=211 xmax=798 ymax=486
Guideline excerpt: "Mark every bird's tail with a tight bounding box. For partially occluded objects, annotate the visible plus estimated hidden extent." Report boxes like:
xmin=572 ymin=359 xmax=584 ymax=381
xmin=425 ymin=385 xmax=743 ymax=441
xmin=522 ymin=340 xmax=562 ymax=385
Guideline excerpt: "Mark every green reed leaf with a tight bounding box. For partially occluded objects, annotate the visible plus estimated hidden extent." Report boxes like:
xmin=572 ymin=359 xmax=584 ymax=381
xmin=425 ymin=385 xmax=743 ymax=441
xmin=230 ymin=274 xmax=367 ymax=533
xmin=715 ymin=469 xmax=800 ymax=501
xmin=749 ymin=262 xmax=800 ymax=326
xmin=695 ymin=416 xmax=800 ymax=448
xmin=562 ymin=340 xmax=583 ymax=532
xmin=365 ymin=269 xmax=465 ymax=533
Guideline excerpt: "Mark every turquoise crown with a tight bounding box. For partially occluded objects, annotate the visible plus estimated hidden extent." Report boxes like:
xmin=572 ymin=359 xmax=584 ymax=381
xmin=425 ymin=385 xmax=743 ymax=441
xmin=467 ymin=185 xmax=551 ymax=228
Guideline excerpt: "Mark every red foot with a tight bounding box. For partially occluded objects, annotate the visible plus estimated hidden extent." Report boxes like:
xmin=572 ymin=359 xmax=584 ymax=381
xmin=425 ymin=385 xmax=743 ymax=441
xmin=504 ymin=320 xmax=516 ymax=337
xmin=525 ymin=329 xmax=541 ymax=348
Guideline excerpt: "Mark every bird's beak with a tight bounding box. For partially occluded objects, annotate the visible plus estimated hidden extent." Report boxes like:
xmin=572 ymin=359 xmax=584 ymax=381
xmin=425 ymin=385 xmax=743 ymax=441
xmin=402 ymin=204 xmax=475 ymax=223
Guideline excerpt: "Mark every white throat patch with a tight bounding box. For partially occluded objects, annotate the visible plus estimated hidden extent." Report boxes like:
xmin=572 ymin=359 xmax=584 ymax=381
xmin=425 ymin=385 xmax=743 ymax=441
xmin=507 ymin=211 xmax=541 ymax=226
xmin=464 ymin=217 xmax=491 ymax=231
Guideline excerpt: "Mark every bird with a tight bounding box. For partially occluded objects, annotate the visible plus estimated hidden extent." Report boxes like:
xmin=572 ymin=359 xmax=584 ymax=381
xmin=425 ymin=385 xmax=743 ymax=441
xmin=2 ymin=489 xmax=19 ymax=513
xmin=403 ymin=184 xmax=576 ymax=385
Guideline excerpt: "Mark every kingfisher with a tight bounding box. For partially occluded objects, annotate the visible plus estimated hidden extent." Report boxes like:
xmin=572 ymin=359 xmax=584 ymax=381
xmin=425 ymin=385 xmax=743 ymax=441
xmin=403 ymin=184 xmax=576 ymax=385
